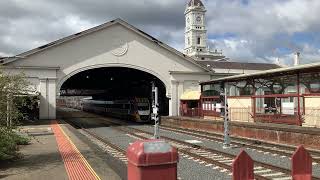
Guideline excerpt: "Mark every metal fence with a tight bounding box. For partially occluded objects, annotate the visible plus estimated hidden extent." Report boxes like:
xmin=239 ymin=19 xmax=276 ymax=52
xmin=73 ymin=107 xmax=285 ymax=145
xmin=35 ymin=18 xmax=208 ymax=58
xmin=303 ymin=108 xmax=320 ymax=127
xmin=229 ymin=107 xmax=252 ymax=123
xmin=180 ymin=108 xmax=202 ymax=118
xmin=181 ymin=107 xmax=252 ymax=122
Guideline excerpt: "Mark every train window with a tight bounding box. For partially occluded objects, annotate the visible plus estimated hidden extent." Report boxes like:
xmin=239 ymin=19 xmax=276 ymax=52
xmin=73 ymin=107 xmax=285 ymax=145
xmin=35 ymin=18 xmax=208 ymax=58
xmin=138 ymin=106 xmax=149 ymax=111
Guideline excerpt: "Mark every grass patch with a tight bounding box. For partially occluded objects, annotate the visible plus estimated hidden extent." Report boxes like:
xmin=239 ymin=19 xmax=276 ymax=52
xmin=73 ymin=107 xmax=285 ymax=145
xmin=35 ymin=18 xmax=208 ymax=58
xmin=0 ymin=128 xmax=30 ymax=161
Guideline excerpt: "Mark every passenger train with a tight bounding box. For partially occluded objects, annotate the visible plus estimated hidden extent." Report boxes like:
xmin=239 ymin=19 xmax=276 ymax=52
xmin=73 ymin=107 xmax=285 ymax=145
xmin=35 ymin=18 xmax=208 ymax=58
xmin=81 ymin=97 xmax=151 ymax=122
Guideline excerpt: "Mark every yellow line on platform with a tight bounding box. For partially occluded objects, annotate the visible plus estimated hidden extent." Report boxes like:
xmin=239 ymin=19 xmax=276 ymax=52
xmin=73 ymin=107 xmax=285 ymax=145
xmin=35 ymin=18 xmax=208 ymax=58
xmin=57 ymin=121 xmax=101 ymax=180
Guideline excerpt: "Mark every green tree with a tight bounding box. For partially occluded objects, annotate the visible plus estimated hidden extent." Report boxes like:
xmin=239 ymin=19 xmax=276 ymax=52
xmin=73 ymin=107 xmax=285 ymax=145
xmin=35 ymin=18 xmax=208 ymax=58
xmin=0 ymin=69 xmax=37 ymax=160
xmin=0 ymin=70 xmax=36 ymax=128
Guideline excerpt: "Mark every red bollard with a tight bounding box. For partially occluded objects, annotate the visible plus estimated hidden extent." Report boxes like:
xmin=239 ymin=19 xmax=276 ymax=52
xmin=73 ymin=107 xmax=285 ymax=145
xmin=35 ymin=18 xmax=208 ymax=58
xmin=232 ymin=150 xmax=254 ymax=180
xmin=127 ymin=139 xmax=178 ymax=180
xmin=292 ymin=145 xmax=312 ymax=180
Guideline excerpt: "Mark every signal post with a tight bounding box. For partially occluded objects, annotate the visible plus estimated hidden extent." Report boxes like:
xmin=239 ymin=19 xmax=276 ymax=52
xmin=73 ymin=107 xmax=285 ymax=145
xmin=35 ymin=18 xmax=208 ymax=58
xmin=151 ymin=81 xmax=160 ymax=139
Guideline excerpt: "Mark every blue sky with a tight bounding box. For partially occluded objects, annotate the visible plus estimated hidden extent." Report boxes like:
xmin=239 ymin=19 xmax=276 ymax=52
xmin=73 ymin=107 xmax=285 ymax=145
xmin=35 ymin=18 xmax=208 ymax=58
xmin=0 ymin=0 xmax=319 ymax=65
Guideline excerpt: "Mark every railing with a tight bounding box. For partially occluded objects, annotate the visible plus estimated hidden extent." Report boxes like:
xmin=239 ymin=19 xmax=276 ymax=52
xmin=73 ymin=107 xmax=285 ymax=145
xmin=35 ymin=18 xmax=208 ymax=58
xmin=180 ymin=108 xmax=221 ymax=118
xmin=180 ymin=108 xmax=202 ymax=117
xmin=202 ymin=109 xmax=221 ymax=117
xmin=181 ymin=106 xmax=320 ymax=127
xmin=181 ymin=107 xmax=252 ymax=122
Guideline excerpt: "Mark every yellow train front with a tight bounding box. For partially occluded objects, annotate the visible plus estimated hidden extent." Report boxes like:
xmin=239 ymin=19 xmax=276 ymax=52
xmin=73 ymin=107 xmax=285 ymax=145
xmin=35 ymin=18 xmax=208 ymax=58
xmin=81 ymin=97 xmax=151 ymax=122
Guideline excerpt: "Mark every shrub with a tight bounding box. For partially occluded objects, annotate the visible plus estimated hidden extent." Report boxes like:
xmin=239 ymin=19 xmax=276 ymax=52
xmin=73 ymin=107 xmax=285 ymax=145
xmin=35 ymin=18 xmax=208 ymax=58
xmin=0 ymin=128 xmax=30 ymax=161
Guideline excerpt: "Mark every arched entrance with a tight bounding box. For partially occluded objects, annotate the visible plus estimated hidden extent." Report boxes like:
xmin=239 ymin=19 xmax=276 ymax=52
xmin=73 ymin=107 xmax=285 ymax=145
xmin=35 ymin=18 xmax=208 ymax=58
xmin=58 ymin=66 xmax=169 ymax=116
xmin=57 ymin=63 xmax=171 ymax=98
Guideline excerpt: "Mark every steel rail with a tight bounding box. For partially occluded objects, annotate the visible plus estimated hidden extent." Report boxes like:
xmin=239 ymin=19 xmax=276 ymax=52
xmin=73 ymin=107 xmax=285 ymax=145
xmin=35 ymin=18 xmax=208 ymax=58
xmin=119 ymin=125 xmax=320 ymax=180
xmin=63 ymin=113 xmax=320 ymax=180
xmin=160 ymin=125 xmax=320 ymax=164
xmin=64 ymin=119 xmax=126 ymax=155
xmin=93 ymin=116 xmax=282 ymax=180
xmin=112 ymin=125 xmax=273 ymax=180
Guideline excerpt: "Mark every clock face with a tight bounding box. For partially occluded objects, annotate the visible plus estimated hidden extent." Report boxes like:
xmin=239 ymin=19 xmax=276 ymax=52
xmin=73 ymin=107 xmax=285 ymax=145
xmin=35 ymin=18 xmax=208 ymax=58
xmin=196 ymin=16 xmax=201 ymax=22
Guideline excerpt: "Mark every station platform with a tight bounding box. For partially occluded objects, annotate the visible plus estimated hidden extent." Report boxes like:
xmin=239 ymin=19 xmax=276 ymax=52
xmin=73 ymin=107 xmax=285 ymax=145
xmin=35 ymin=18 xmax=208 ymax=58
xmin=162 ymin=116 xmax=320 ymax=149
xmin=0 ymin=120 xmax=121 ymax=180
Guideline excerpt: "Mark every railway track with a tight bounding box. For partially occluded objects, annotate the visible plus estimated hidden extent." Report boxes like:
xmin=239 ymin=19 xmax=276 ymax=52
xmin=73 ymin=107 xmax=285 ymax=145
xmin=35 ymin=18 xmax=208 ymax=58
xmin=62 ymin=113 xmax=320 ymax=180
xmin=64 ymin=120 xmax=128 ymax=164
xmin=62 ymin=108 xmax=320 ymax=164
xmin=115 ymin=126 xmax=295 ymax=180
xmin=160 ymin=125 xmax=320 ymax=164
xmin=90 ymin=117 xmax=316 ymax=180
xmin=65 ymin=119 xmax=183 ymax=180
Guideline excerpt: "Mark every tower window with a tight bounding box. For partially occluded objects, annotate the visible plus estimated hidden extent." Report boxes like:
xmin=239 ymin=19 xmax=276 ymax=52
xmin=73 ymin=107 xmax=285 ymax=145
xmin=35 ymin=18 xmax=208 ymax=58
xmin=197 ymin=37 xmax=201 ymax=45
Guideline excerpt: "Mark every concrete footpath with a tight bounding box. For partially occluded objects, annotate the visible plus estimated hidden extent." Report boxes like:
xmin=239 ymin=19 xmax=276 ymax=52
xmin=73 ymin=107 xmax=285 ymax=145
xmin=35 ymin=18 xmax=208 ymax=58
xmin=0 ymin=120 xmax=121 ymax=180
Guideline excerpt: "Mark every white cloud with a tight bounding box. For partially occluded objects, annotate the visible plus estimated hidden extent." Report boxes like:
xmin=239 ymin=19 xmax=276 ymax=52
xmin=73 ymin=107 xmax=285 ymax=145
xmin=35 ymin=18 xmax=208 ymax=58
xmin=0 ymin=0 xmax=320 ymax=65
xmin=0 ymin=52 xmax=12 ymax=57
xmin=205 ymin=0 xmax=320 ymax=64
xmin=209 ymin=38 xmax=258 ymax=62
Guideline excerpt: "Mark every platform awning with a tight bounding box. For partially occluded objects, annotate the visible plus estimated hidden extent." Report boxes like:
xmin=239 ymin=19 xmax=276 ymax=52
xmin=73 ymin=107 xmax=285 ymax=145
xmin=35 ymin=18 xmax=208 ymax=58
xmin=180 ymin=91 xmax=201 ymax=100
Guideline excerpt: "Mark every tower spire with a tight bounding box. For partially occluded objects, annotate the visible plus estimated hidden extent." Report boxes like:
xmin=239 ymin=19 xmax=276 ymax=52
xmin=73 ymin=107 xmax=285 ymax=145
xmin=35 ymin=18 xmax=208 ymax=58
xmin=184 ymin=0 xmax=224 ymax=61
xmin=187 ymin=0 xmax=204 ymax=7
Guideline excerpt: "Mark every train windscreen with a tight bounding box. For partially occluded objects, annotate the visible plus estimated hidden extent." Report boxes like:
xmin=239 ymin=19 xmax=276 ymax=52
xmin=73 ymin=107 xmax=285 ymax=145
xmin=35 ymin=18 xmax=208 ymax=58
xmin=137 ymin=103 xmax=149 ymax=111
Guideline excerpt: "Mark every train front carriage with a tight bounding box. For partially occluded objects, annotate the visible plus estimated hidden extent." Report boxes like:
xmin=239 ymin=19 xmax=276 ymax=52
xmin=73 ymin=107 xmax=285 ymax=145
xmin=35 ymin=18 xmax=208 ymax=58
xmin=134 ymin=98 xmax=151 ymax=122
xmin=81 ymin=97 xmax=151 ymax=123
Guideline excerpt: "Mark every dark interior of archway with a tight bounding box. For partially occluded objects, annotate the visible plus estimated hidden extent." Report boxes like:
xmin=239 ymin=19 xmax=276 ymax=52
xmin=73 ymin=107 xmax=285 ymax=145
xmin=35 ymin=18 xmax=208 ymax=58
xmin=61 ymin=67 xmax=169 ymax=116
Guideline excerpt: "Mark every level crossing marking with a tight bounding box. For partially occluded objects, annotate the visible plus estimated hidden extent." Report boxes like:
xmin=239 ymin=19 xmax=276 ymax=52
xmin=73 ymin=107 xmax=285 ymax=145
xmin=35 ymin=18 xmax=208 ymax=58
xmin=51 ymin=120 xmax=101 ymax=180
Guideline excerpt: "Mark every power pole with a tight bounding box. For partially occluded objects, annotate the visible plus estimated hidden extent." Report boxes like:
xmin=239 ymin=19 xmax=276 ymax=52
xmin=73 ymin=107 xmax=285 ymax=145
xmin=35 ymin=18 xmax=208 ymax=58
xmin=222 ymin=83 xmax=231 ymax=148
xmin=151 ymin=82 xmax=160 ymax=139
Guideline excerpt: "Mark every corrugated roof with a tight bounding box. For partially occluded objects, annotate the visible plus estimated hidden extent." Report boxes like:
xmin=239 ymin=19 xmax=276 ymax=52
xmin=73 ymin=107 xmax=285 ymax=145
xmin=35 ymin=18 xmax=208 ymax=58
xmin=197 ymin=61 xmax=281 ymax=70
xmin=201 ymin=62 xmax=320 ymax=85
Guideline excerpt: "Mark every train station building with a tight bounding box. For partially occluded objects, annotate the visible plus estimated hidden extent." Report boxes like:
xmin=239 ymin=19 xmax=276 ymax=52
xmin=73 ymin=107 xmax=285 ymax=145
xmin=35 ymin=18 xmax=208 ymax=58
xmin=199 ymin=62 xmax=320 ymax=128
xmin=0 ymin=0 xmax=279 ymax=120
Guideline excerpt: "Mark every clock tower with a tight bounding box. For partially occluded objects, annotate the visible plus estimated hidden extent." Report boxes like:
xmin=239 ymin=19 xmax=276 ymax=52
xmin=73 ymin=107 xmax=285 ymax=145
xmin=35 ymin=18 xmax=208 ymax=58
xmin=184 ymin=0 xmax=224 ymax=61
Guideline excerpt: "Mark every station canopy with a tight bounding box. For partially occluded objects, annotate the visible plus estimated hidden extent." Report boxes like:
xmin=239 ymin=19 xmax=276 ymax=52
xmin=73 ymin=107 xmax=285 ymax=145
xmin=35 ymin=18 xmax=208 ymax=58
xmin=200 ymin=62 xmax=320 ymax=85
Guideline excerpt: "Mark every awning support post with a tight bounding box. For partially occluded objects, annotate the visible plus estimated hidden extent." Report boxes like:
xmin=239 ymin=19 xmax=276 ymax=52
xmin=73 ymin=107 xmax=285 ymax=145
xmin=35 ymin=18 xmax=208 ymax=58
xmin=223 ymin=82 xmax=231 ymax=148
xmin=297 ymin=73 xmax=302 ymax=126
